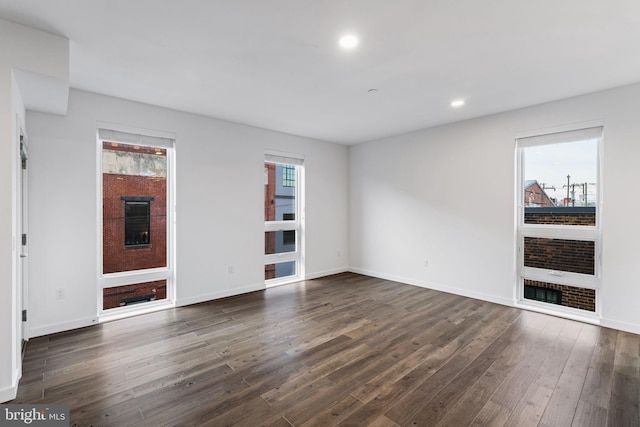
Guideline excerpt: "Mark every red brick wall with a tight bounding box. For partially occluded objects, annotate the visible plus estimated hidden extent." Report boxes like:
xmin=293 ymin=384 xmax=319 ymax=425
xmin=523 ymin=237 xmax=595 ymax=275
xmin=524 ymin=182 xmax=555 ymax=207
xmin=523 ymin=209 xmax=596 ymax=312
xmin=524 ymin=279 xmax=595 ymax=312
xmin=103 ymin=280 xmax=167 ymax=310
xmin=525 ymin=211 xmax=596 ymax=226
xmin=103 ymin=174 xmax=167 ymax=273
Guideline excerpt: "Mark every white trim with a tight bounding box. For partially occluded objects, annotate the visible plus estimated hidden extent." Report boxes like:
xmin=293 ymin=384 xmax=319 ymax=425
xmin=265 ymin=252 xmax=298 ymax=264
xmin=514 ymin=119 xmax=604 ymax=140
xmin=516 ymin=125 xmax=603 ymax=319
xmin=265 ymin=221 xmax=298 ymax=232
xmin=175 ymin=283 xmax=265 ymax=307
xmin=601 ymin=318 xmax=640 ymax=336
xmin=514 ymin=300 xmax=600 ymax=325
xmin=29 ymin=316 xmax=99 ymax=338
xmin=265 ymin=273 xmax=303 ymax=288
xmin=96 ymin=121 xmax=176 ymax=141
xmin=264 ymin=157 xmax=304 ymax=286
xmin=304 ymin=267 xmax=349 ymax=280
xmin=348 ymin=267 xmax=514 ymax=307
xmin=0 ymin=368 xmax=19 ymax=403
xmin=98 ymin=128 xmax=174 ymax=149
xmin=521 ymin=267 xmax=599 ymax=289
xmin=99 ymin=300 xmax=175 ymax=323
xmin=520 ymin=225 xmax=599 ymax=240
xmin=348 ymin=267 xmax=427 ymax=290
xmin=96 ymin=125 xmax=177 ymax=318
xmin=265 ymin=149 xmax=305 ymax=164
xmin=99 ymin=268 xmax=172 ymax=288
xmin=516 ymin=126 xmax=603 ymax=148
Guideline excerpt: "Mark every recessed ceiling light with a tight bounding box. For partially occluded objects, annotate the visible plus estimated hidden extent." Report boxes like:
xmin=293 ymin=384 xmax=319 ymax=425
xmin=451 ymin=99 xmax=465 ymax=108
xmin=339 ymin=34 xmax=359 ymax=49
xmin=368 ymin=89 xmax=378 ymax=94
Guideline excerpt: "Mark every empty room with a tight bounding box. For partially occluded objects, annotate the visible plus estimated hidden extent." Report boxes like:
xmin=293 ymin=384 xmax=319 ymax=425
xmin=1 ymin=1 xmax=639 ymax=426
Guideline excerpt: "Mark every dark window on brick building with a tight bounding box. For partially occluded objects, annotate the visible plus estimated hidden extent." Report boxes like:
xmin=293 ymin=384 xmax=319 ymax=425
xmin=283 ymin=165 xmax=295 ymax=187
xmin=524 ymin=285 xmax=561 ymax=305
xmin=283 ymin=230 xmax=295 ymax=245
xmin=122 ymin=198 xmax=153 ymax=246
xmin=282 ymin=213 xmax=296 ymax=248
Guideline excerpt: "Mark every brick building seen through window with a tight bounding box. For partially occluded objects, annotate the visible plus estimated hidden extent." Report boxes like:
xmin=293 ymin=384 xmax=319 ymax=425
xmin=102 ymin=141 xmax=168 ymax=309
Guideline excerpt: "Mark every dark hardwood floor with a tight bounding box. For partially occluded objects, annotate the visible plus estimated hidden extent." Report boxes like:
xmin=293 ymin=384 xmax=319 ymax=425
xmin=11 ymin=273 xmax=640 ymax=426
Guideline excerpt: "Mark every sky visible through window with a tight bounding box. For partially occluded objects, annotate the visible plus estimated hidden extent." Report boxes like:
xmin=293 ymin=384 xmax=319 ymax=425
xmin=524 ymin=138 xmax=597 ymax=206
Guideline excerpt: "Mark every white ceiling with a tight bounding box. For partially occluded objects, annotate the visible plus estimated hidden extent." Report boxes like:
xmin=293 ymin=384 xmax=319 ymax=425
xmin=1 ymin=0 xmax=639 ymax=144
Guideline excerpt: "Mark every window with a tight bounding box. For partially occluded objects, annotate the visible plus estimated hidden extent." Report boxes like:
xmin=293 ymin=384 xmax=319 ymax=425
xmin=122 ymin=197 xmax=153 ymax=246
xmin=282 ymin=213 xmax=295 ymax=246
xmin=99 ymin=127 xmax=175 ymax=315
xmin=283 ymin=230 xmax=295 ymax=246
xmin=102 ymin=280 xmax=166 ymax=309
xmin=524 ymin=284 xmax=561 ymax=305
xmin=283 ymin=165 xmax=295 ymax=187
xmin=264 ymin=153 xmax=304 ymax=284
xmin=517 ymin=126 xmax=602 ymax=315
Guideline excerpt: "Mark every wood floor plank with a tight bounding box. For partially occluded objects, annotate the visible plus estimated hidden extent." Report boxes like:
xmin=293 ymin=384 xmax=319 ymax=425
xmin=607 ymin=331 xmax=640 ymax=427
xmin=385 ymin=309 xmax=522 ymax=425
xmin=504 ymin=384 xmax=555 ymax=427
xmin=435 ymin=320 xmax=541 ymax=426
xmin=8 ymin=272 xmax=639 ymax=426
xmin=470 ymin=319 xmax=562 ymax=425
xmin=342 ymin=307 xmax=519 ymax=426
xmin=405 ymin=317 xmax=528 ymax=426
xmin=503 ymin=333 xmax=576 ymax=427
xmin=571 ymin=399 xmax=609 ymax=427
xmin=469 ymin=400 xmax=512 ymax=427
xmin=298 ymin=395 xmax=362 ymax=427
xmin=539 ymin=324 xmax=598 ymax=427
xmin=197 ymin=395 xmax=281 ymax=427
xmin=578 ymin=327 xmax=617 ymax=409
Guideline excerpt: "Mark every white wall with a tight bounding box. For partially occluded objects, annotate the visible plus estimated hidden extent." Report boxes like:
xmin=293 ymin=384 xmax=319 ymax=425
xmin=26 ymin=89 xmax=349 ymax=336
xmin=0 ymin=18 xmax=68 ymax=403
xmin=349 ymin=83 xmax=640 ymax=335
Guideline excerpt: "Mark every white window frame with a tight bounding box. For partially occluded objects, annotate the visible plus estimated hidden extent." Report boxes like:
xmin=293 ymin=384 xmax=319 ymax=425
xmin=515 ymin=123 xmax=603 ymax=321
xmin=96 ymin=123 xmax=176 ymax=321
xmin=264 ymin=151 xmax=305 ymax=287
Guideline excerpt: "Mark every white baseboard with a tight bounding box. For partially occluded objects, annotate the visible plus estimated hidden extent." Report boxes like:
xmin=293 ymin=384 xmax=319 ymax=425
xmin=176 ymin=283 xmax=265 ymax=307
xmin=348 ymin=267 xmax=514 ymax=308
xmin=305 ymin=267 xmax=349 ymax=281
xmin=29 ymin=316 xmax=99 ymax=338
xmin=0 ymin=367 xmax=19 ymax=403
xmin=420 ymin=280 xmax=514 ymax=307
xmin=601 ymin=318 xmax=640 ymax=335
xmin=348 ymin=267 xmax=425 ymax=288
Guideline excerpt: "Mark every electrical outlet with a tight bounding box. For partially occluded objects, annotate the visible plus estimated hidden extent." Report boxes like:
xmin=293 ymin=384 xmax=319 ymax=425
xmin=55 ymin=288 xmax=66 ymax=300
xmin=228 ymin=265 xmax=234 ymax=274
